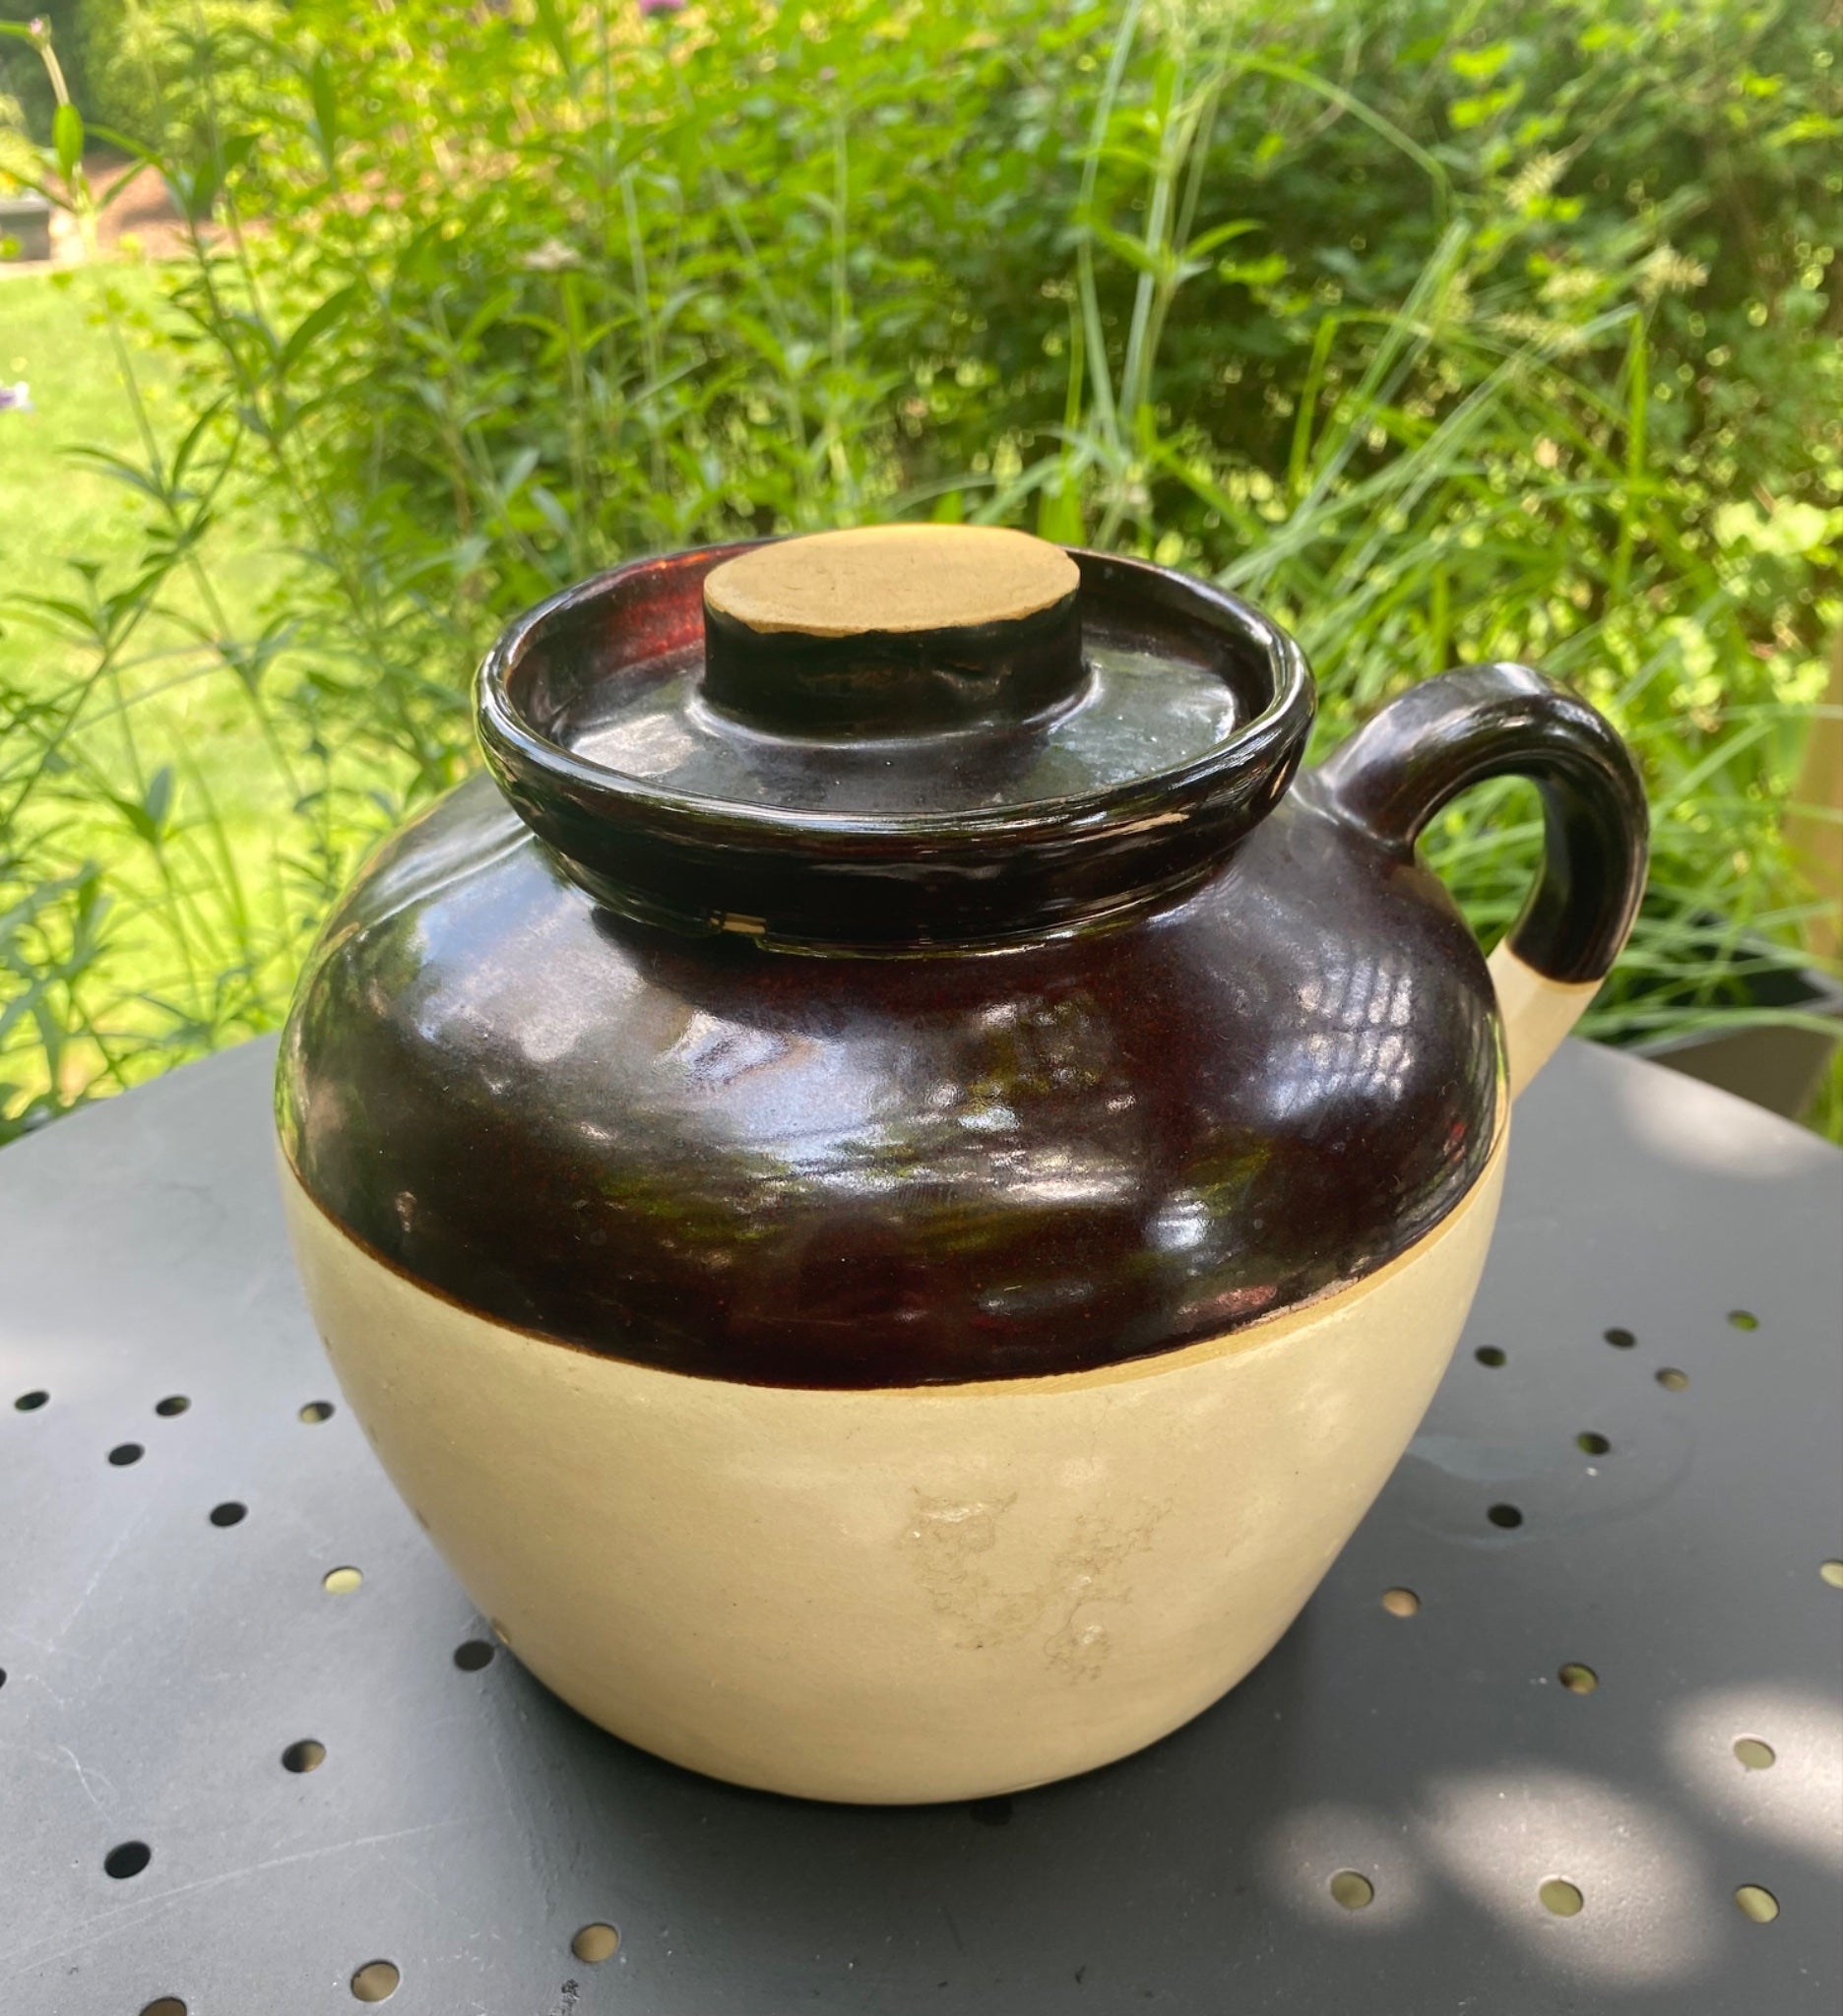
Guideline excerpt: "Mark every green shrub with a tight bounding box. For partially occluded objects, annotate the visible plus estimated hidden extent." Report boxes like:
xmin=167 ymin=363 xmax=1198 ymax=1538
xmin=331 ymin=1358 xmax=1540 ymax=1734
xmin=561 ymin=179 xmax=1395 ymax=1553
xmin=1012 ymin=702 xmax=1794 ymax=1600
xmin=2 ymin=0 xmax=1838 ymax=1143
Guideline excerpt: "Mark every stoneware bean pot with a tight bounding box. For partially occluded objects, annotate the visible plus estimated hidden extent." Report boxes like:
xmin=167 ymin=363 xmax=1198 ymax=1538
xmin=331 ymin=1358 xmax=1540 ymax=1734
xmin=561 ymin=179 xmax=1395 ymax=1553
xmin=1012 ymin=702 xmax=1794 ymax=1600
xmin=278 ymin=526 xmax=1648 ymax=1803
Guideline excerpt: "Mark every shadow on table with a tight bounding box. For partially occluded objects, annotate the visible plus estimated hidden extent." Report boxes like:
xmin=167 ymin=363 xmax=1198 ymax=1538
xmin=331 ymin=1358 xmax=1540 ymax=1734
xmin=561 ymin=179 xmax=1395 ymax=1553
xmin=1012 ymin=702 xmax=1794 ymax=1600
xmin=469 ymin=1594 xmax=1836 ymax=2014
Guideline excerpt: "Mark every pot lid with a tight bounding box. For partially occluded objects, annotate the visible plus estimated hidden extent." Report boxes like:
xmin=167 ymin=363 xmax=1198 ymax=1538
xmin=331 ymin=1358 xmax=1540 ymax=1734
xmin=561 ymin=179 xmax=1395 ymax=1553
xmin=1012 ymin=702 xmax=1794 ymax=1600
xmin=477 ymin=527 xmax=1314 ymax=950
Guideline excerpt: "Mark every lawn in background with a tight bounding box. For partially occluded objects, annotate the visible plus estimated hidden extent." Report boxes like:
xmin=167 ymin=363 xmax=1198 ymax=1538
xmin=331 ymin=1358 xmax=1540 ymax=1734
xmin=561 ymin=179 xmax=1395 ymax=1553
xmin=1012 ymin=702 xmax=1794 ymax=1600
xmin=2 ymin=262 xmax=334 ymax=1121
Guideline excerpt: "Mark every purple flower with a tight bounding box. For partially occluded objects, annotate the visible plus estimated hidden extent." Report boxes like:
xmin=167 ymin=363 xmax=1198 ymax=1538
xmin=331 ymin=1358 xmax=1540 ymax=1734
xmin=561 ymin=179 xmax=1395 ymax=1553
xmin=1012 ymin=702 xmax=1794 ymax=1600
xmin=0 ymin=382 xmax=33 ymax=413
xmin=638 ymin=0 xmax=684 ymax=16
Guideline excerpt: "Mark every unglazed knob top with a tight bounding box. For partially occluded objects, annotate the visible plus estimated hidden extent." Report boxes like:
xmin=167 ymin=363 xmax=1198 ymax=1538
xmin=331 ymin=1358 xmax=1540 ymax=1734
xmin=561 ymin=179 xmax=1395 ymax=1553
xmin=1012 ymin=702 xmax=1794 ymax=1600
xmin=702 ymin=524 xmax=1080 ymax=638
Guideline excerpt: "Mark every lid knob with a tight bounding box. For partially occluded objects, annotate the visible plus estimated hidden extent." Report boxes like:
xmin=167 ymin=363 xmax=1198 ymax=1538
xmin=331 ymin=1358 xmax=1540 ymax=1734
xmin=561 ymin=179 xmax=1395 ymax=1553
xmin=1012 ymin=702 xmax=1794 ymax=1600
xmin=701 ymin=525 xmax=1085 ymax=737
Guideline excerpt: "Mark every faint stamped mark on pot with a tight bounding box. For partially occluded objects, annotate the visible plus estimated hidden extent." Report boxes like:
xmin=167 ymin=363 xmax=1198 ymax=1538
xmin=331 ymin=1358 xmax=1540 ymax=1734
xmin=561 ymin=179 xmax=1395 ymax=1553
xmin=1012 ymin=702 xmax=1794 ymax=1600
xmin=901 ymin=1489 xmax=1167 ymax=1678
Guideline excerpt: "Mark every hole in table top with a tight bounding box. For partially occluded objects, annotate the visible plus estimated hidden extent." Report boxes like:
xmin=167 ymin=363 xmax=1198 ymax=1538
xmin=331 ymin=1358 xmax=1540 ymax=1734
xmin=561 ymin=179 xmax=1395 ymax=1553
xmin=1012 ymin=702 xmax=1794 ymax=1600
xmin=1487 ymin=1503 xmax=1523 ymax=1530
xmin=141 ymin=2000 xmax=186 ymax=2016
xmin=1733 ymin=1736 xmax=1776 ymax=1771
xmin=299 ymin=1400 xmax=336 ymax=1424
xmin=282 ymin=1738 xmax=326 ymax=1774
xmin=13 ymin=1389 xmax=48 ymax=1412
xmin=1727 ymin=1309 xmax=1759 ymax=1331
xmin=209 ymin=1501 xmax=246 ymax=1528
xmin=1735 ymin=1884 xmax=1779 ymax=1922
xmin=1540 ymin=1877 xmax=1583 ymax=1917
xmin=1474 ymin=1346 xmax=1506 ymax=1367
xmin=1380 ymin=1587 xmax=1420 ymax=1617
xmin=108 ymin=1443 xmax=144 ymax=1467
xmin=1657 ymin=1367 xmax=1689 ymax=1391
xmin=1575 ymin=1431 xmax=1611 ymax=1456
xmin=1603 ymin=1327 xmax=1636 ymax=1350
xmin=1822 ymin=1560 xmax=1843 ymax=1590
xmin=323 ymin=1566 xmax=363 ymax=1594
xmin=1328 ymin=1870 xmax=1373 ymax=1911
xmin=454 ymin=1640 xmax=495 ymax=1671
xmin=970 ymin=1796 xmax=1013 ymax=1827
xmin=104 ymin=1841 xmax=152 ymax=1880
xmin=350 ymin=1960 xmax=400 ymax=2001
xmin=154 ymin=1395 xmax=189 ymax=1418
xmin=1558 ymin=1663 xmax=1599 ymax=1694
xmin=571 ymin=1923 xmax=620 ymax=1964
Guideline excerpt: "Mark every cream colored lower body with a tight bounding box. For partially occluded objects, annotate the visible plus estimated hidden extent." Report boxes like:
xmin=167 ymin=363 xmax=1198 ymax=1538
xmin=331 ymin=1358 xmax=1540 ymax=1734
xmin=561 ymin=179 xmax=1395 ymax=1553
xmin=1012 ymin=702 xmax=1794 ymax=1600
xmin=1488 ymin=940 xmax=1601 ymax=1098
xmin=282 ymin=1136 xmax=1506 ymax=1804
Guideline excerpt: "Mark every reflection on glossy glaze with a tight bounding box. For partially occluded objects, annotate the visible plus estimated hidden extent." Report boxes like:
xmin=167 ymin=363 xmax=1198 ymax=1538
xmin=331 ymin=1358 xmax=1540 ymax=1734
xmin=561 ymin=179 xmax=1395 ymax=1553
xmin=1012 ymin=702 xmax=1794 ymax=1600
xmin=277 ymin=768 xmax=1500 ymax=1386
xmin=566 ymin=642 xmax=1240 ymax=816
xmin=280 ymin=538 xmax=1645 ymax=1390
xmin=1321 ymin=662 xmax=1646 ymax=983
xmin=476 ymin=545 xmax=1315 ymax=949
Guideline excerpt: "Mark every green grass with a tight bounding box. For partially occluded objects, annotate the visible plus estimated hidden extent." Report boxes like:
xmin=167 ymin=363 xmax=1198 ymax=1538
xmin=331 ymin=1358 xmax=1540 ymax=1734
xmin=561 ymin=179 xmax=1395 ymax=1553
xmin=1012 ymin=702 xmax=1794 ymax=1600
xmin=0 ymin=270 xmax=165 ymax=622
xmin=1 ymin=265 xmax=278 ymax=818
xmin=1 ymin=263 xmax=375 ymax=1126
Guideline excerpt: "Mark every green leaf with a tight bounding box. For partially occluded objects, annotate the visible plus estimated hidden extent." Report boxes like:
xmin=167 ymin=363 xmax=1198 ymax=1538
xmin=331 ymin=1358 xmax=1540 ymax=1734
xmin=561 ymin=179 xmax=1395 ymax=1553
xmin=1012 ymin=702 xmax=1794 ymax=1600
xmin=309 ymin=52 xmax=340 ymax=166
xmin=168 ymin=398 xmax=231 ymax=488
xmin=528 ymin=484 xmax=572 ymax=543
xmin=533 ymin=0 xmax=576 ymax=79
xmin=1219 ymin=252 xmax=1290 ymax=289
xmin=64 ymin=446 xmax=170 ymax=503
xmin=1083 ymin=217 xmax=1165 ymax=278
xmin=500 ymin=445 xmax=541 ymax=497
xmin=143 ymin=766 xmax=174 ymax=840
xmin=167 ymin=158 xmax=220 ymax=224
xmin=54 ymin=103 xmax=84 ymax=183
xmin=1183 ymin=220 xmax=1261 ymax=262
xmin=279 ymin=285 xmax=360 ymax=377
xmin=106 ymin=766 xmax=175 ymax=847
xmin=1450 ymin=86 xmax=1519 ymax=130
xmin=1036 ymin=477 xmax=1085 ymax=545
xmin=1767 ymin=113 xmax=1842 ymax=148
xmin=1450 ymin=42 xmax=1513 ymax=83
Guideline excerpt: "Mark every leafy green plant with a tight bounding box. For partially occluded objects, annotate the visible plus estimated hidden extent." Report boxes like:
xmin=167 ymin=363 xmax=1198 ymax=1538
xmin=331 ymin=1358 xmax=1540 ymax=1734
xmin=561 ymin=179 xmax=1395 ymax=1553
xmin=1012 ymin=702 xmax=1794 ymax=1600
xmin=2 ymin=18 xmax=381 ymax=1136
xmin=1032 ymin=0 xmax=1841 ymax=1052
xmin=1 ymin=2 xmax=81 ymax=140
xmin=2 ymin=0 xmax=1837 ymax=1147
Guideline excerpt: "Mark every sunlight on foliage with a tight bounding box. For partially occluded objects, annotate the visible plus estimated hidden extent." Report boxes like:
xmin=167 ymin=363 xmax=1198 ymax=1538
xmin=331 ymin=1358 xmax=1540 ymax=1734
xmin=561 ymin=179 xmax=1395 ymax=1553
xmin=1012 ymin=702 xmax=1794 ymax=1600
xmin=1 ymin=0 xmax=1838 ymax=1142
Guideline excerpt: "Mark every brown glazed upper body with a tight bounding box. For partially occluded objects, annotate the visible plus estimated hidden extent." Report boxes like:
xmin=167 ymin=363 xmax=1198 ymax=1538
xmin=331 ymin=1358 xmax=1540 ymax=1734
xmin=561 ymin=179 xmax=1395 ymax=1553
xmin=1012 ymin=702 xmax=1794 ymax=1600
xmin=277 ymin=535 xmax=1645 ymax=1388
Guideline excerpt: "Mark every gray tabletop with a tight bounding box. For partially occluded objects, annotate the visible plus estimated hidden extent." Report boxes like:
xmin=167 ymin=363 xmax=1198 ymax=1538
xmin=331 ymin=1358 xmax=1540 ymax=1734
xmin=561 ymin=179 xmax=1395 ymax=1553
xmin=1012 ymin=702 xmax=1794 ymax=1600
xmin=2 ymin=1037 xmax=1839 ymax=2016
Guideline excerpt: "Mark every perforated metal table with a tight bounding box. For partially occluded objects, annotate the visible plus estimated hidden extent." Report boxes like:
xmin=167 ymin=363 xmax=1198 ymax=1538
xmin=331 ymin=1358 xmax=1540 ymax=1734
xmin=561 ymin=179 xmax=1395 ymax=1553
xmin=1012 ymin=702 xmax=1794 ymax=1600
xmin=2 ymin=1038 xmax=1840 ymax=2016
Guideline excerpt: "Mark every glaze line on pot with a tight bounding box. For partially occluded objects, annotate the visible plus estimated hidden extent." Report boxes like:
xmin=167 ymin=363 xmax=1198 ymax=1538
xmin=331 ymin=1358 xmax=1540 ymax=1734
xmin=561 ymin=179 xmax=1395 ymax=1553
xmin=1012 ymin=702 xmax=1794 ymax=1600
xmin=280 ymin=1125 xmax=1507 ymax=1805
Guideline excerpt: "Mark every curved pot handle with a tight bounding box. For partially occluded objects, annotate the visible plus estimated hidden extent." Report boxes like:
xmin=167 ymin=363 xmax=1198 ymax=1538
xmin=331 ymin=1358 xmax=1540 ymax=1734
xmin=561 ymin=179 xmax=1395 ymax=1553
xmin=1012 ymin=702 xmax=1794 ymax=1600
xmin=1318 ymin=662 xmax=1648 ymax=1100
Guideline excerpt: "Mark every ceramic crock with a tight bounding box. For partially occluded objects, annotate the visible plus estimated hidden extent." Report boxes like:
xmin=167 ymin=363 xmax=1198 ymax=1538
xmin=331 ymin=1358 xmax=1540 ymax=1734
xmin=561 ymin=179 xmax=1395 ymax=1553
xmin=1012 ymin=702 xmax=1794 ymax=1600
xmin=277 ymin=526 xmax=1647 ymax=1804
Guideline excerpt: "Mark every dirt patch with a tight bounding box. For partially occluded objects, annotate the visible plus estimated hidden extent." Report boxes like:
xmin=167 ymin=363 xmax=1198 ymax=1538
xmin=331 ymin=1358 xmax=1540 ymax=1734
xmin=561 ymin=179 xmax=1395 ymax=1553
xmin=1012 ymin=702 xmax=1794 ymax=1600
xmin=92 ymin=157 xmax=195 ymax=261
xmin=1 ymin=155 xmax=199 ymax=273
